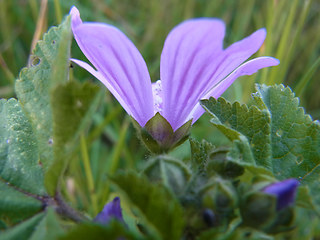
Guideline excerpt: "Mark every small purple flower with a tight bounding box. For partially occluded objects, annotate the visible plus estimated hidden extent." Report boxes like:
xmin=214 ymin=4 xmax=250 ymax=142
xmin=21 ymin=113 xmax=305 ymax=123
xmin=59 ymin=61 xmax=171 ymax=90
xmin=94 ymin=197 xmax=124 ymax=224
xmin=70 ymin=6 xmax=279 ymax=131
xmin=263 ymin=179 xmax=299 ymax=211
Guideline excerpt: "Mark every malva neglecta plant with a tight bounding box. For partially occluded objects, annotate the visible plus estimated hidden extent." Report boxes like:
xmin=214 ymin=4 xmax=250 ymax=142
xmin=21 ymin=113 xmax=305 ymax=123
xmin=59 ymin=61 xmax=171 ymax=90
xmin=0 ymin=4 xmax=320 ymax=240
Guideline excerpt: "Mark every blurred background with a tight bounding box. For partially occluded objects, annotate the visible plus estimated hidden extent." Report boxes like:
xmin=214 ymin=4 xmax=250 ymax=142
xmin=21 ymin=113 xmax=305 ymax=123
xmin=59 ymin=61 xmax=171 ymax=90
xmin=0 ymin=0 xmax=319 ymax=215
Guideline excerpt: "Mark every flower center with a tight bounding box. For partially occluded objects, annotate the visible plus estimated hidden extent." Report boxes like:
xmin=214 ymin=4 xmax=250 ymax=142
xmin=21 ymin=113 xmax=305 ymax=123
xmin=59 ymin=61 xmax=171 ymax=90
xmin=152 ymin=80 xmax=163 ymax=115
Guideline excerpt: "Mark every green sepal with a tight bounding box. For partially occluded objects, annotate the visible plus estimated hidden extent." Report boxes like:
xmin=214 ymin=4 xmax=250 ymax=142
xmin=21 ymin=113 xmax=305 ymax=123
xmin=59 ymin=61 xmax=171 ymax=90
xmin=132 ymin=113 xmax=192 ymax=154
xmin=208 ymin=148 xmax=245 ymax=179
xmin=240 ymin=191 xmax=277 ymax=230
xmin=239 ymin=181 xmax=296 ymax=234
xmin=265 ymin=207 xmax=295 ymax=234
xmin=201 ymin=178 xmax=238 ymax=217
xmin=142 ymin=155 xmax=192 ymax=195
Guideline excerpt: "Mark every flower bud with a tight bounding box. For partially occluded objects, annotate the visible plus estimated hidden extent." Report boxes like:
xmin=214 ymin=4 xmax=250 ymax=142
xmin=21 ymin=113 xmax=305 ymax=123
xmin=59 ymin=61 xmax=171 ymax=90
xmin=240 ymin=192 xmax=277 ymax=229
xmin=202 ymin=209 xmax=216 ymax=227
xmin=94 ymin=197 xmax=125 ymax=224
xmin=240 ymin=179 xmax=299 ymax=233
xmin=262 ymin=178 xmax=299 ymax=211
xmin=202 ymin=179 xmax=238 ymax=217
xmin=143 ymin=155 xmax=191 ymax=194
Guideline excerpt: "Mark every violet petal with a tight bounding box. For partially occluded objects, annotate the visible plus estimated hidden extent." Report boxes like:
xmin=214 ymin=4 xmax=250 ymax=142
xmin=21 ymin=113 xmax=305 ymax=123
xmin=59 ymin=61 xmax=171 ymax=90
xmin=189 ymin=56 xmax=280 ymax=122
xmin=160 ymin=19 xmax=269 ymax=130
xmin=70 ymin=58 xmax=134 ymax=115
xmin=94 ymin=197 xmax=124 ymax=224
xmin=160 ymin=19 xmax=225 ymax=131
xmin=70 ymin=6 xmax=154 ymax=127
xmin=263 ymin=178 xmax=299 ymax=211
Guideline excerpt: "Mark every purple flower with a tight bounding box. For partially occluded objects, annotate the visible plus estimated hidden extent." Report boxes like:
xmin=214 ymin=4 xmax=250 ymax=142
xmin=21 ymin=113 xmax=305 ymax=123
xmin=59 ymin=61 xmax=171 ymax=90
xmin=263 ymin=179 xmax=299 ymax=211
xmin=70 ymin=6 xmax=279 ymax=131
xmin=94 ymin=197 xmax=124 ymax=224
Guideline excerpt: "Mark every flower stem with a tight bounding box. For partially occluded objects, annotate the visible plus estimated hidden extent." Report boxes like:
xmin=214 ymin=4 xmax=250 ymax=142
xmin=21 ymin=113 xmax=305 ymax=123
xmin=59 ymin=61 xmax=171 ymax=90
xmin=109 ymin=119 xmax=129 ymax=174
xmin=80 ymin=134 xmax=98 ymax=215
xmin=54 ymin=191 xmax=88 ymax=223
xmin=87 ymin=105 xmax=122 ymax=145
xmin=53 ymin=0 xmax=62 ymax=23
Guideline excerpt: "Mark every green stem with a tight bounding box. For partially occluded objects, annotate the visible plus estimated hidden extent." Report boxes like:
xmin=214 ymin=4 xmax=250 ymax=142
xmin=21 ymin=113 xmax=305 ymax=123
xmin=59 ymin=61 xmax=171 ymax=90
xmin=99 ymin=119 xmax=129 ymax=202
xmin=87 ymin=105 xmax=122 ymax=145
xmin=0 ymin=53 xmax=15 ymax=84
xmin=109 ymin=119 xmax=129 ymax=174
xmin=269 ymin=0 xmax=299 ymax=84
xmin=80 ymin=134 xmax=98 ymax=215
xmin=53 ymin=0 xmax=62 ymax=23
xmin=28 ymin=0 xmax=39 ymax=21
xmin=294 ymin=56 xmax=320 ymax=97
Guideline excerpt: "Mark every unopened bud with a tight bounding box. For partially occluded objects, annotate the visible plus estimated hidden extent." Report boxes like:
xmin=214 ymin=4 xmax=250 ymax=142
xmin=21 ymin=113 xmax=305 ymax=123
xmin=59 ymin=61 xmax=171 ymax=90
xmin=263 ymin=178 xmax=299 ymax=211
xmin=203 ymin=209 xmax=216 ymax=227
xmin=94 ymin=197 xmax=125 ymax=225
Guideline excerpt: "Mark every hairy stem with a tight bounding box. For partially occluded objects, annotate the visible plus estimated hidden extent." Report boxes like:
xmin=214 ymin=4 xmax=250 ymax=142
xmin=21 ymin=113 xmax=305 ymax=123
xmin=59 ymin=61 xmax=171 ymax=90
xmin=54 ymin=191 xmax=89 ymax=223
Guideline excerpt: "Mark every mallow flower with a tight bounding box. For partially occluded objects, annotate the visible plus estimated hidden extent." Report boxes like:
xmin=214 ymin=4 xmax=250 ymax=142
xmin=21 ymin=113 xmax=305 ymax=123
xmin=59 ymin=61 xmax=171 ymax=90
xmin=94 ymin=197 xmax=125 ymax=224
xmin=70 ymin=6 xmax=279 ymax=152
xmin=263 ymin=178 xmax=299 ymax=211
xmin=241 ymin=179 xmax=299 ymax=231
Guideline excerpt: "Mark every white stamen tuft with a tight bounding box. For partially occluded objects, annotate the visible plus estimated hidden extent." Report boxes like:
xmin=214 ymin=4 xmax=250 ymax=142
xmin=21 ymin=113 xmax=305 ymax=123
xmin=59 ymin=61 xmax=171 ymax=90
xmin=152 ymin=80 xmax=163 ymax=115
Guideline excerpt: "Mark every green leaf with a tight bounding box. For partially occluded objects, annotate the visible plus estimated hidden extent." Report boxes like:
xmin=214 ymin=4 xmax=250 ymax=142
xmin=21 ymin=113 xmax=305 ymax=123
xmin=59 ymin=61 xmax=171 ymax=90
xmin=29 ymin=208 xmax=64 ymax=240
xmin=0 ymin=14 xmax=97 ymax=229
xmin=227 ymin=139 xmax=275 ymax=184
xmin=0 ymin=99 xmax=46 ymax=196
xmin=45 ymin=81 xmax=100 ymax=195
xmin=189 ymin=138 xmax=214 ymax=173
xmin=296 ymin=186 xmax=316 ymax=210
xmin=0 ymin=213 xmax=45 ymax=240
xmin=111 ymin=172 xmax=185 ymax=240
xmin=0 ymin=181 xmax=42 ymax=225
xmin=253 ymin=84 xmax=320 ymax=213
xmin=15 ymin=16 xmax=72 ymax=172
xmin=208 ymin=148 xmax=245 ymax=179
xmin=0 ymin=209 xmax=63 ymax=240
xmin=201 ymin=97 xmax=272 ymax=169
xmin=189 ymin=138 xmax=246 ymax=179
xmin=225 ymin=136 xmax=256 ymax=166
xmin=0 ymin=220 xmax=6 ymax=230
xmin=253 ymin=84 xmax=320 ymax=181
xmin=13 ymin=12 xmax=101 ymax=196
xmin=0 ymin=99 xmax=46 ymax=226
xmin=202 ymin=84 xmax=320 ymax=211
xmin=291 ymin=208 xmax=320 ymax=240
xmin=59 ymin=221 xmax=138 ymax=240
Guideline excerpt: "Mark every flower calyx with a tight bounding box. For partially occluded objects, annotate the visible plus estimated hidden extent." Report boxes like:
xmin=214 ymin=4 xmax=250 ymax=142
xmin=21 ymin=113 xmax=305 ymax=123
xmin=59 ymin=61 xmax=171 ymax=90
xmin=132 ymin=113 xmax=192 ymax=154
